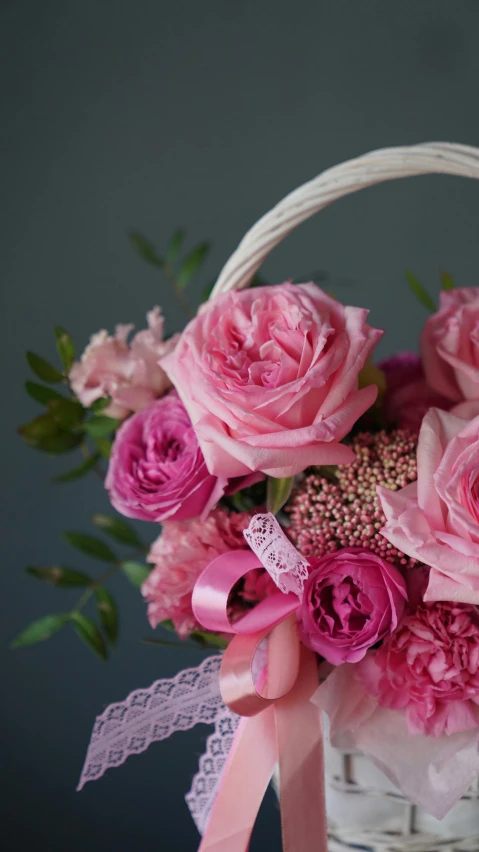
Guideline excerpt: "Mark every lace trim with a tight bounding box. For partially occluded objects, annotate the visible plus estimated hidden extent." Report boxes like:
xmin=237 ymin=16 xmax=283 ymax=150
xmin=77 ymin=655 xmax=223 ymax=791
xmin=185 ymin=707 xmax=241 ymax=835
xmin=243 ymin=512 xmax=309 ymax=597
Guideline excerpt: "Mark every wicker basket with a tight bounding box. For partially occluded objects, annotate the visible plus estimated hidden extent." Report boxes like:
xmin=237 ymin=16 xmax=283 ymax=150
xmin=211 ymin=143 xmax=479 ymax=851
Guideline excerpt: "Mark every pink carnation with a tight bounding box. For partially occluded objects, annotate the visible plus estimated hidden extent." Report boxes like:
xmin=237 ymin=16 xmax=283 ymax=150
xmin=142 ymin=508 xmax=258 ymax=638
xmin=359 ymin=601 xmax=479 ymax=737
xmin=379 ymin=351 xmax=450 ymax=432
xmin=69 ymin=307 xmax=178 ymax=419
xmin=161 ymin=283 xmax=383 ymax=479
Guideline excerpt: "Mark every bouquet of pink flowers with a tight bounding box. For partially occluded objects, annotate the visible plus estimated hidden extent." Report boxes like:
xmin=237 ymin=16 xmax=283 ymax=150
xmin=14 ymin=144 xmax=479 ymax=852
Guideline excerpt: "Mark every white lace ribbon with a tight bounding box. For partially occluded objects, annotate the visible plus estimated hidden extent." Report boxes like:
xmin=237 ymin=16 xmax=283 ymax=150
xmin=243 ymin=512 xmax=309 ymax=597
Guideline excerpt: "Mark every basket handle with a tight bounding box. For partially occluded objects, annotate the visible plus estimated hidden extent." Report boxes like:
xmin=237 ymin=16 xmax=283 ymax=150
xmin=210 ymin=142 xmax=479 ymax=299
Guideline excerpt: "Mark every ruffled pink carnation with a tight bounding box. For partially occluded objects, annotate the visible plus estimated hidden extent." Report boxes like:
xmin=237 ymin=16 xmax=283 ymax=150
xmin=379 ymin=351 xmax=450 ymax=433
xmin=142 ymin=508 xmax=258 ymax=638
xmin=69 ymin=307 xmax=178 ymax=419
xmin=359 ymin=601 xmax=479 ymax=737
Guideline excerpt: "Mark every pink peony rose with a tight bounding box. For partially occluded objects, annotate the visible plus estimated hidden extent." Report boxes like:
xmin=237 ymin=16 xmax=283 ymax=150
xmin=69 ymin=307 xmax=178 ymax=419
xmin=421 ymin=288 xmax=479 ymax=403
xmin=105 ymin=393 xmax=226 ymax=523
xmin=297 ymin=548 xmax=407 ymax=665
xmin=161 ymin=283 xmax=383 ymax=479
xmin=379 ymin=408 xmax=479 ymax=604
xmin=359 ymin=601 xmax=479 ymax=737
xmin=379 ymin=351 xmax=450 ymax=432
xmin=142 ymin=508 xmax=257 ymax=637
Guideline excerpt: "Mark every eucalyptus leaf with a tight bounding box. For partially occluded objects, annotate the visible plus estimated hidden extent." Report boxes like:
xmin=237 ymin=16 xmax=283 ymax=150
xmin=166 ymin=229 xmax=186 ymax=264
xmin=95 ymin=587 xmax=118 ymax=644
xmin=266 ymin=476 xmax=293 ymax=515
xmin=52 ymin=453 xmax=101 ymax=483
xmin=11 ymin=614 xmax=69 ymax=648
xmin=121 ymin=560 xmax=150 ymax=588
xmin=71 ymin=612 xmax=108 ymax=660
xmin=24 ymin=382 xmax=65 ymax=406
xmin=26 ymin=566 xmax=91 ymax=587
xmin=85 ymin=415 xmax=120 ymax=438
xmin=441 ymin=272 xmax=456 ymax=291
xmin=177 ymin=242 xmax=209 ymax=289
xmin=92 ymin=514 xmax=142 ymax=547
xmin=129 ymin=230 xmax=164 ymax=268
xmin=54 ymin=326 xmax=75 ymax=371
xmin=63 ymin=532 xmax=116 ymax=563
xmin=26 ymin=351 xmax=63 ymax=383
xmin=405 ymin=272 xmax=436 ymax=312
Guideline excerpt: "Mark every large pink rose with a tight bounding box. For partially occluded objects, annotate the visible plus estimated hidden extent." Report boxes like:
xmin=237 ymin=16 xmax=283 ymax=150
xmin=69 ymin=307 xmax=178 ymax=419
xmin=378 ymin=408 xmax=479 ymax=603
xmin=297 ymin=548 xmax=407 ymax=665
xmin=379 ymin=351 xmax=450 ymax=432
xmin=359 ymin=601 xmax=479 ymax=737
xmin=421 ymin=288 xmax=479 ymax=403
xmin=105 ymin=393 xmax=226 ymax=522
xmin=161 ymin=284 xmax=383 ymax=479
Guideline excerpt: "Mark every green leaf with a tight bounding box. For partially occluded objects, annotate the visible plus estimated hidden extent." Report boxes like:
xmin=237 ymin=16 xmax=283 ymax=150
xmin=37 ymin=432 xmax=83 ymax=454
xmin=159 ymin=619 xmax=175 ymax=631
xmin=91 ymin=397 xmax=112 ymax=413
xmin=121 ymin=560 xmax=150 ymax=588
xmin=54 ymin=326 xmax=75 ymax=371
xmin=52 ymin=453 xmax=101 ymax=483
xmin=405 ymin=271 xmax=436 ymax=312
xmin=95 ymin=587 xmax=118 ymax=644
xmin=85 ymin=415 xmax=120 ymax=438
xmin=166 ymin=229 xmax=186 ymax=264
xmin=19 ymin=413 xmax=60 ymax=443
xmin=63 ymin=532 xmax=116 ymax=563
xmin=92 ymin=514 xmax=142 ymax=547
xmin=190 ymin=630 xmax=228 ymax=650
xmin=26 ymin=566 xmax=91 ymax=587
xmin=71 ymin=612 xmax=108 ymax=660
xmin=92 ymin=436 xmax=113 ymax=459
xmin=441 ymin=271 xmax=456 ymax=291
xmin=48 ymin=398 xmax=85 ymax=429
xmin=26 ymin=351 xmax=64 ymax=383
xmin=266 ymin=475 xmax=293 ymax=515
xmin=24 ymin=381 xmax=65 ymax=405
xmin=128 ymin=231 xmax=164 ymax=268
xmin=11 ymin=614 xmax=68 ymax=648
xmin=177 ymin=242 xmax=210 ymax=289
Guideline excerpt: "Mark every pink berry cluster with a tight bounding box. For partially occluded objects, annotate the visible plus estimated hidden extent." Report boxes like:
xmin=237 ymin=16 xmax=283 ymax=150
xmin=287 ymin=429 xmax=419 ymax=568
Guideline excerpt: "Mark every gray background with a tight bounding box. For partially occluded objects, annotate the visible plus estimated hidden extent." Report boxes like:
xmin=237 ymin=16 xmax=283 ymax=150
xmin=2 ymin=1 xmax=479 ymax=849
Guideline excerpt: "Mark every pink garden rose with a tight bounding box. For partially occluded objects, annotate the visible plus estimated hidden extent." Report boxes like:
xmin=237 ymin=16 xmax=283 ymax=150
xmin=421 ymin=288 xmax=479 ymax=404
xmin=142 ymin=508 xmax=258 ymax=637
xmin=69 ymin=307 xmax=177 ymax=419
xmin=297 ymin=548 xmax=407 ymax=665
xmin=161 ymin=283 xmax=383 ymax=479
xmin=105 ymin=393 xmax=226 ymax=523
xmin=379 ymin=408 xmax=479 ymax=604
xmin=379 ymin=351 xmax=450 ymax=432
xmin=359 ymin=601 xmax=479 ymax=737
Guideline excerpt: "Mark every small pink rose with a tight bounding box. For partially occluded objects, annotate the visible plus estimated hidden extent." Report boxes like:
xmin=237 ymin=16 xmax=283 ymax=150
xmin=378 ymin=408 xmax=479 ymax=604
xmin=379 ymin=351 xmax=450 ymax=432
xmin=69 ymin=307 xmax=178 ymax=419
xmin=421 ymin=288 xmax=479 ymax=403
xmin=297 ymin=548 xmax=407 ymax=665
xmin=106 ymin=393 xmax=226 ymax=523
xmin=161 ymin=283 xmax=383 ymax=479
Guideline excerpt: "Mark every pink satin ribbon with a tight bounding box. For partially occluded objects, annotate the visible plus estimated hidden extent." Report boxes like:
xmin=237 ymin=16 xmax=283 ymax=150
xmin=192 ymin=549 xmax=328 ymax=852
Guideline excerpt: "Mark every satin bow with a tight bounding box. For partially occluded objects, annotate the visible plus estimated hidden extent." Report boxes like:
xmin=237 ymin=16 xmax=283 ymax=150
xmin=192 ymin=514 xmax=327 ymax=852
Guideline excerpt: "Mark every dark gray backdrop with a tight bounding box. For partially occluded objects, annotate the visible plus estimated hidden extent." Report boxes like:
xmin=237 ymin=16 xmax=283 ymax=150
xmin=2 ymin=1 xmax=479 ymax=849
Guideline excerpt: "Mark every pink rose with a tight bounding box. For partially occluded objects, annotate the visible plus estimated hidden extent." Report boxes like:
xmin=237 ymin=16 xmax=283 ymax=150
xmin=161 ymin=283 xmax=383 ymax=479
xmin=421 ymin=288 xmax=479 ymax=403
xmin=379 ymin=351 xmax=450 ymax=432
xmin=379 ymin=408 xmax=479 ymax=604
xmin=359 ymin=601 xmax=479 ymax=737
xmin=69 ymin=307 xmax=178 ymax=419
xmin=105 ymin=393 xmax=226 ymax=523
xmin=142 ymin=508 xmax=256 ymax=637
xmin=297 ymin=548 xmax=407 ymax=665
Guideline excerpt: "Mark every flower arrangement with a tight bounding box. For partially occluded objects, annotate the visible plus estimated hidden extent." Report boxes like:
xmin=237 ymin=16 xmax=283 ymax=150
xmin=13 ymin=144 xmax=479 ymax=851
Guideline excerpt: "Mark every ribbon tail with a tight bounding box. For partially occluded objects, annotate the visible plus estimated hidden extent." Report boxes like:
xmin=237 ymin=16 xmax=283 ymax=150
xmin=275 ymin=646 xmax=327 ymax=852
xmin=198 ymin=707 xmax=277 ymax=852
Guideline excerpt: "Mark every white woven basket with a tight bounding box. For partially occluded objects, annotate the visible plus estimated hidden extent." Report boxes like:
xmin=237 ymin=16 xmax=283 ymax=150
xmin=210 ymin=143 xmax=479 ymax=851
